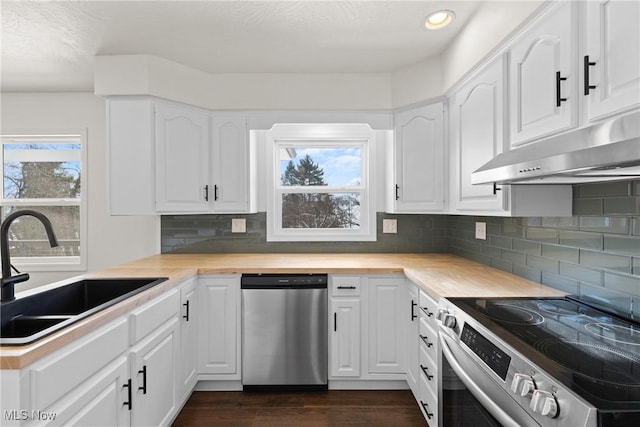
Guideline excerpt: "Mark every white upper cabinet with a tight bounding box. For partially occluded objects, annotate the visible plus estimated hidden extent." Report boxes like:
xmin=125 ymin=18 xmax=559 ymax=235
xmin=450 ymin=56 xmax=508 ymax=213
xmin=108 ymin=98 xmax=255 ymax=215
xmin=583 ymin=0 xmax=640 ymax=122
xmin=509 ymin=1 xmax=577 ymax=148
xmin=155 ymin=102 xmax=211 ymax=212
xmin=387 ymin=102 xmax=445 ymax=213
xmin=211 ymin=115 xmax=256 ymax=213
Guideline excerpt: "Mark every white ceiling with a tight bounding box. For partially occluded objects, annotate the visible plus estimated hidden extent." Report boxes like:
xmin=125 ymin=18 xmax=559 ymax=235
xmin=1 ymin=0 xmax=491 ymax=92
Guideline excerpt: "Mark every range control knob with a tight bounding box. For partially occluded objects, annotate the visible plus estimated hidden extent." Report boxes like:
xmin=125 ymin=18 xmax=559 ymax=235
xmin=530 ymin=390 xmax=559 ymax=418
xmin=510 ymin=373 xmax=536 ymax=397
xmin=442 ymin=313 xmax=457 ymax=329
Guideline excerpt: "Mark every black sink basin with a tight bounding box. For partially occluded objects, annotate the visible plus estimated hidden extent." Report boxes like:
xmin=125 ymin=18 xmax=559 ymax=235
xmin=1 ymin=277 xmax=168 ymax=345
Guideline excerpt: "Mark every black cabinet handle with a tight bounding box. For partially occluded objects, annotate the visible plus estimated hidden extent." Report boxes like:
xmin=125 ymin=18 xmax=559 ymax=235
xmin=204 ymin=185 xmax=209 ymax=201
xmin=420 ymin=401 xmax=434 ymax=419
xmin=123 ymin=379 xmax=132 ymax=410
xmin=556 ymin=71 xmax=568 ymax=107
xmin=584 ymin=55 xmax=596 ymax=95
xmin=493 ymin=182 xmax=502 ymax=195
xmin=214 ymin=185 xmax=219 ymax=201
xmin=337 ymin=286 xmax=356 ymax=290
xmin=420 ymin=364 xmax=434 ymax=380
xmin=334 ymin=312 xmax=337 ymax=332
xmin=395 ymin=184 xmax=400 ymax=201
xmin=183 ymin=300 xmax=190 ymax=322
xmin=420 ymin=335 xmax=433 ymax=348
xmin=421 ymin=306 xmax=433 ymax=317
xmin=411 ymin=300 xmax=417 ymax=321
xmin=138 ymin=365 xmax=147 ymax=394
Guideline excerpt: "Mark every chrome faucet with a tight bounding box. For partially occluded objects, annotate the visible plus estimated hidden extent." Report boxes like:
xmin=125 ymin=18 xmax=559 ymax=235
xmin=1 ymin=210 xmax=59 ymax=302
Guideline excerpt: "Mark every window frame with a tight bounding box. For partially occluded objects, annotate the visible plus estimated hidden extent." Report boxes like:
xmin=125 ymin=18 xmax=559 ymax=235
xmin=1 ymin=130 xmax=87 ymax=272
xmin=266 ymin=123 xmax=377 ymax=242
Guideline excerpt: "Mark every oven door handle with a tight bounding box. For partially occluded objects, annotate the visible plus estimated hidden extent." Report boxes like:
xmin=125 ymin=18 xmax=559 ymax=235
xmin=439 ymin=332 xmax=521 ymax=427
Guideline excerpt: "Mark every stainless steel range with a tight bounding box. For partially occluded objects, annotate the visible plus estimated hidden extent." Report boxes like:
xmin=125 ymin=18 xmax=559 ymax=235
xmin=437 ymin=296 xmax=640 ymax=427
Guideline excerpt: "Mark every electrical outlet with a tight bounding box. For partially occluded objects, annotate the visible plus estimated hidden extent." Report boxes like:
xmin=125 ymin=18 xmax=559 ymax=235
xmin=383 ymin=219 xmax=398 ymax=234
xmin=475 ymin=222 xmax=487 ymax=240
xmin=232 ymin=218 xmax=246 ymax=233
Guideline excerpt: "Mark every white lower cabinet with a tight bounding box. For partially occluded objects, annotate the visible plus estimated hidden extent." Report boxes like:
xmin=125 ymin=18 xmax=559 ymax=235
xmin=129 ymin=318 xmax=179 ymax=427
xmin=197 ymin=275 xmax=240 ymax=378
xmin=329 ymin=276 xmax=361 ymax=378
xmin=329 ymin=275 xmax=406 ymax=385
xmin=178 ymin=278 xmax=197 ymax=402
xmin=405 ymin=282 xmax=440 ymax=425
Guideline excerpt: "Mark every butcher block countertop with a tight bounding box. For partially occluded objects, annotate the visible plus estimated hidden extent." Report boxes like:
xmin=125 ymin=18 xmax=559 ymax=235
xmin=1 ymin=253 xmax=564 ymax=369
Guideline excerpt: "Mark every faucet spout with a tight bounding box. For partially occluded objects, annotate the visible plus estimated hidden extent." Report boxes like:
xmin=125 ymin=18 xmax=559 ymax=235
xmin=1 ymin=210 xmax=59 ymax=302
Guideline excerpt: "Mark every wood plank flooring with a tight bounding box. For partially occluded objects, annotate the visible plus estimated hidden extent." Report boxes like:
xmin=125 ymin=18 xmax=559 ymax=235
xmin=172 ymin=390 xmax=428 ymax=427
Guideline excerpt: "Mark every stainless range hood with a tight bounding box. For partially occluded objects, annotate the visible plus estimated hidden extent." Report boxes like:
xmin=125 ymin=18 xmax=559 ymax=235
xmin=471 ymin=111 xmax=640 ymax=185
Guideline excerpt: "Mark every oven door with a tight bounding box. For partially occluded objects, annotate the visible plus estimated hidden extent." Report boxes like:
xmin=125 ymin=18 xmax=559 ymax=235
xmin=439 ymin=330 xmax=541 ymax=427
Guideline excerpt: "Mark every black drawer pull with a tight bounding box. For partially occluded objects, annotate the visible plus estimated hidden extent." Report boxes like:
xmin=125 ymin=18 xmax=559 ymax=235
xmin=421 ymin=306 xmax=433 ymax=317
xmin=204 ymin=185 xmax=209 ymax=201
xmin=395 ymin=184 xmax=400 ymax=200
xmin=334 ymin=312 xmax=337 ymax=332
xmin=214 ymin=184 xmax=219 ymax=201
xmin=411 ymin=300 xmax=418 ymax=321
xmin=419 ymin=335 xmax=433 ymax=348
xmin=337 ymin=286 xmax=356 ymax=290
xmin=123 ymin=379 xmax=132 ymax=410
xmin=420 ymin=364 xmax=434 ymax=380
xmin=138 ymin=365 xmax=147 ymax=394
xmin=420 ymin=401 xmax=434 ymax=419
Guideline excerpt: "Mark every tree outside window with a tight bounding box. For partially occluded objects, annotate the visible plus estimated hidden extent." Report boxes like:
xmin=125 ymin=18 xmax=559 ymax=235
xmin=1 ymin=135 xmax=84 ymax=268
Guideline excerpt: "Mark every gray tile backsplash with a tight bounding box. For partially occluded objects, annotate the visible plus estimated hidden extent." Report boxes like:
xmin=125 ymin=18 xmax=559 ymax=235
xmin=161 ymin=180 xmax=640 ymax=316
xmin=449 ymin=180 xmax=640 ymax=316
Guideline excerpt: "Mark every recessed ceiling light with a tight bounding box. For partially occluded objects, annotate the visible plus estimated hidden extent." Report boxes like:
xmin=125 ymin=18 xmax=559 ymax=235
xmin=424 ymin=10 xmax=455 ymax=30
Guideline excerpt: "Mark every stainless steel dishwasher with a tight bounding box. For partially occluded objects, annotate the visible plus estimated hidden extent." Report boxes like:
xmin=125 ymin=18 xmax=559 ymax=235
xmin=241 ymin=273 xmax=328 ymax=391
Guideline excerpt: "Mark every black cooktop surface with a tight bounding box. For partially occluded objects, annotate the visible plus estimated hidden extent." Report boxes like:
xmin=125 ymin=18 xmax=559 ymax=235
xmin=450 ymin=297 xmax=640 ymax=413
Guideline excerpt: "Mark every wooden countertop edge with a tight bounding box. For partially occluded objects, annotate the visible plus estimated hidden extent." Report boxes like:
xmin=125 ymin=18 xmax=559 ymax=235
xmin=1 ymin=254 xmax=564 ymax=370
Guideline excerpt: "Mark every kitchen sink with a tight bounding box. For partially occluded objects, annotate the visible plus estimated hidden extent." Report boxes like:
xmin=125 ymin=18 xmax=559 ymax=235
xmin=1 ymin=277 xmax=168 ymax=345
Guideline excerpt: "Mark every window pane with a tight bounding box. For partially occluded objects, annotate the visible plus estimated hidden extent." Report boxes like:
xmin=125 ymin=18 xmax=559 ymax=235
xmin=280 ymin=147 xmax=361 ymax=187
xmin=1 ymin=206 xmax=80 ymax=257
xmin=281 ymin=193 xmax=360 ymax=229
xmin=3 ymin=143 xmax=81 ymax=199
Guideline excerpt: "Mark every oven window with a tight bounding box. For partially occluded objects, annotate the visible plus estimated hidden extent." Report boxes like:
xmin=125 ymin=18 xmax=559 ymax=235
xmin=441 ymin=356 xmax=503 ymax=427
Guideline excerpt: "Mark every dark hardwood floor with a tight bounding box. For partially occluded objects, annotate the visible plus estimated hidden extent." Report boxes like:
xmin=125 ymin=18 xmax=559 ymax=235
xmin=172 ymin=390 xmax=428 ymax=427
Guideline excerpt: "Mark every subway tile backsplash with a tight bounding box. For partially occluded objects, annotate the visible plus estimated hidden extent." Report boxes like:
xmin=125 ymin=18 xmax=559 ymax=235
xmin=162 ymin=179 xmax=640 ymax=315
xmin=450 ymin=180 xmax=640 ymax=316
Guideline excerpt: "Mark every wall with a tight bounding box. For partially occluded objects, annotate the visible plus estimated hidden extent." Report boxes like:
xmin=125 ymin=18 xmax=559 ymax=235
xmin=449 ymin=180 xmax=640 ymax=317
xmin=0 ymin=93 xmax=160 ymax=291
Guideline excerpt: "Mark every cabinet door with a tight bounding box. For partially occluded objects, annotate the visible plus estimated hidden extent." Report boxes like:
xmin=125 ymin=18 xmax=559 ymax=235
xmin=198 ymin=276 xmax=239 ymax=375
xmin=108 ymin=98 xmax=156 ymax=215
xmin=391 ymin=103 xmax=445 ymax=213
xmin=130 ymin=318 xmax=179 ymax=427
xmin=211 ymin=115 xmax=255 ymax=213
xmin=178 ymin=278 xmax=197 ymax=403
xmin=585 ymin=0 xmax=640 ymax=121
xmin=450 ymin=56 xmax=508 ymax=213
xmin=367 ymin=277 xmax=405 ymax=374
xmin=405 ymin=283 xmax=419 ymax=398
xmin=509 ymin=1 xmax=577 ymax=146
xmin=45 ymin=357 xmax=130 ymax=427
xmin=330 ymin=298 xmax=361 ymax=377
xmin=156 ymin=102 xmax=210 ymax=212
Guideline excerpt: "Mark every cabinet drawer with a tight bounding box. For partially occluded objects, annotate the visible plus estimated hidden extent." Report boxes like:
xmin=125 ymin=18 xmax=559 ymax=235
xmin=30 ymin=318 xmax=128 ymax=412
xmin=418 ymin=317 xmax=438 ymax=365
xmin=418 ymin=369 xmax=438 ymax=426
xmin=419 ymin=290 xmax=437 ymax=329
xmin=330 ymin=276 xmax=361 ymax=296
xmin=130 ymin=289 xmax=179 ymax=344
xmin=419 ymin=342 xmax=438 ymax=395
